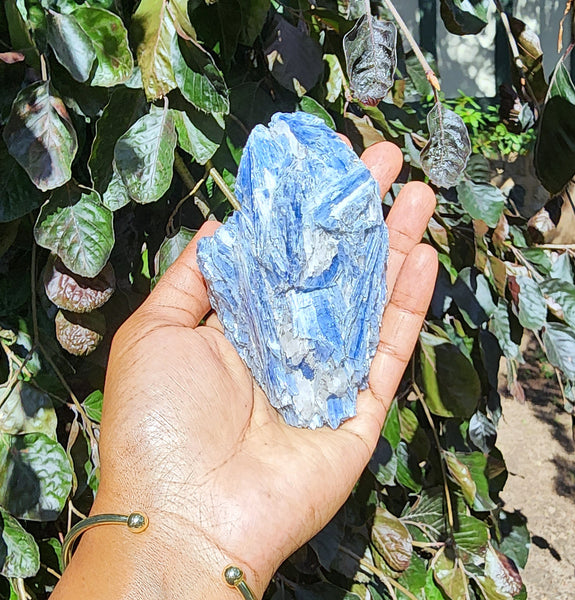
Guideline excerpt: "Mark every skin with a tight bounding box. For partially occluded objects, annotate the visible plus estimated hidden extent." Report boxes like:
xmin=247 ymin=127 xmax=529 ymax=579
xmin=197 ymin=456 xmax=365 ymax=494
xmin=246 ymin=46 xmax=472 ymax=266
xmin=51 ymin=141 xmax=438 ymax=600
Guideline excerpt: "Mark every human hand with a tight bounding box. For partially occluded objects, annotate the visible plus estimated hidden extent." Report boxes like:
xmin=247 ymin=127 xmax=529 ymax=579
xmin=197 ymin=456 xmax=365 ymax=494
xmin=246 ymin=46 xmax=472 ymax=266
xmin=53 ymin=141 xmax=437 ymax=600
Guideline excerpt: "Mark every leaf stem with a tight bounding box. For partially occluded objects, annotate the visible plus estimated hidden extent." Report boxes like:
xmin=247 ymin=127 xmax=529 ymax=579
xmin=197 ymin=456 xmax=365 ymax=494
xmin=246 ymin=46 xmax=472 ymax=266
xmin=412 ymin=382 xmax=455 ymax=534
xmin=173 ymin=152 xmax=213 ymax=220
xmin=381 ymin=0 xmax=440 ymax=92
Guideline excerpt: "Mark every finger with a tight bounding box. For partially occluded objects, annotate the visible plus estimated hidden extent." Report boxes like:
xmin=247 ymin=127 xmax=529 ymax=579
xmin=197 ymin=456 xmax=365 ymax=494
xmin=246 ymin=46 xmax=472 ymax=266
xmin=361 ymin=141 xmax=403 ymax=197
xmin=337 ymin=133 xmax=353 ymax=148
xmin=143 ymin=221 xmax=220 ymax=327
xmin=369 ymin=243 xmax=438 ymax=410
xmin=385 ymin=181 xmax=436 ymax=294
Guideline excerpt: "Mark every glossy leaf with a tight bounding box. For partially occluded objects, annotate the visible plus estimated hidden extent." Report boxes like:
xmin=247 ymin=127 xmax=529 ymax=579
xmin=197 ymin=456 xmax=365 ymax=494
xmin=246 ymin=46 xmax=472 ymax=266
xmin=516 ymin=276 xmax=546 ymax=330
xmin=153 ymin=227 xmax=196 ymax=285
xmin=298 ymin=97 xmax=335 ymax=130
xmin=440 ymin=0 xmax=489 ymax=35
xmin=88 ymin=87 xmax=148 ymax=193
xmin=43 ymin=254 xmax=115 ymax=313
xmin=457 ymin=180 xmax=505 ymax=228
xmin=73 ymin=7 xmax=134 ymax=87
xmin=453 ymin=513 xmax=489 ymax=566
xmin=371 ymin=507 xmax=412 ymax=572
xmin=535 ymin=58 xmax=575 ymax=194
xmin=0 ymin=507 xmax=40 ymax=578
xmin=433 ymin=551 xmax=468 ymax=599
xmin=55 ymin=309 xmax=106 ymax=356
xmin=420 ymin=331 xmax=481 ymax=418
xmin=382 ymin=398 xmax=401 ymax=449
xmin=540 ymin=279 xmax=575 ymax=329
xmin=469 ymin=412 xmax=497 ymax=453
xmin=343 ymin=15 xmax=396 ymax=106
xmin=46 ymin=10 xmax=96 ymax=83
xmin=452 ymin=267 xmax=495 ymax=329
xmin=542 ymin=322 xmax=575 ymax=380
xmin=34 ymin=185 xmax=114 ymax=278
xmin=83 ymin=390 xmax=103 ymax=423
xmin=396 ymin=441 xmax=422 ymax=492
xmin=0 ymin=381 xmax=56 ymax=438
xmin=489 ymin=300 xmax=522 ymax=362
xmin=444 ymin=451 xmax=476 ymax=507
xmin=173 ymin=39 xmax=230 ymax=115
xmin=454 ymin=452 xmax=495 ymax=511
xmin=495 ymin=511 xmax=530 ymax=570
xmin=3 ymin=81 xmax=78 ymax=191
xmin=324 ymin=54 xmax=345 ymax=103
xmin=171 ymin=108 xmax=223 ymax=165
xmin=131 ymin=0 xmax=177 ymax=100
xmin=0 ymin=432 xmax=73 ymax=521
xmin=482 ymin=545 xmax=523 ymax=598
xmin=421 ymin=103 xmax=471 ymax=188
xmin=102 ymin=168 xmax=131 ymax=211
xmin=114 ymin=104 xmax=177 ymax=204
xmin=0 ymin=138 xmax=44 ymax=222
xmin=168 ymin=0 xmax=196 ymax=40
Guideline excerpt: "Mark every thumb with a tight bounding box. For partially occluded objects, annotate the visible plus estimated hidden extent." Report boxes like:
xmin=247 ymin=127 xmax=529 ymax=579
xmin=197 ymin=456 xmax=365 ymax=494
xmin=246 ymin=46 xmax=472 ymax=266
xmin=143 ymin=221 xmax=220 ymax=327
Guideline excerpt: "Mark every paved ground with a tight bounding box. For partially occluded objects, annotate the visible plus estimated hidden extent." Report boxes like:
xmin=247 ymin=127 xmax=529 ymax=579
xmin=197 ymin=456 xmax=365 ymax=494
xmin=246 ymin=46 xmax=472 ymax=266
xmin=497 ymin=351 xmax=575 ymax=599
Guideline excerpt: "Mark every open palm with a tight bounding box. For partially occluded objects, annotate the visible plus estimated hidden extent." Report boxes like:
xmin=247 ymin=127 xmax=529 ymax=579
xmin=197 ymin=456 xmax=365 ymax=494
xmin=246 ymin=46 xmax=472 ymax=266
xmin=92 ymin=141 xmax=438 ymax=595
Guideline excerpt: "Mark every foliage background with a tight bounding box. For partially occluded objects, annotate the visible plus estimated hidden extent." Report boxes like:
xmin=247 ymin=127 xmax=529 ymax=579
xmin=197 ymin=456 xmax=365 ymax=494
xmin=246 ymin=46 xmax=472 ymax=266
xmin=1 ymin=0 xmax=575 ymax=598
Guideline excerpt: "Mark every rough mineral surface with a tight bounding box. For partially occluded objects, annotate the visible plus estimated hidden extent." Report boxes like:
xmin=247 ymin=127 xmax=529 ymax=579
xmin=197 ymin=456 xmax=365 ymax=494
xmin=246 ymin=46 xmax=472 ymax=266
xmin=197 ymin=112 xmax=388 ymax=429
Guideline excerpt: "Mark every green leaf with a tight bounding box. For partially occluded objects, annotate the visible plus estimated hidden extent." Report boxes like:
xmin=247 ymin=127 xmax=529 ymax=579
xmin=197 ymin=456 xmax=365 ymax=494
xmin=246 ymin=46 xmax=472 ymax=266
xmin=46 ymin=10 xmax=96 ymax=83
xmin=453 ymin=513 xmax=489 ymax=566
xmin=424 ymin=568 xmax=447 ymax=600
xmin=102 ymin=169 xmax=131 ymax=211
xmin=83 ymin=390 xmax=103 ymax=423
xmin=168 ymin=0 xmax=196 ymax=40
xmin=440 ymin=0 xmax=489 ymax=35
xmin=540 ymin=279 xmax=575 ymax=329
xmin=153 ymin=227 xmax=196 ymax=286
xmin=173 ymin=38 xmax=230 ymax=115
xmin=396 ymin=554 xmax=427 ymax=600
xmin=3 ymin=81 xmax=78 ymax=191
xmin=171 ymin=108 xmax=223 ymax=165
xmin=0 ymin=507 xmax=40 ymax=578
xmin=89 ymin=87 xmax=148 ymax=193
xmin=0 ymin=432 xmax=73 ymax=521
xmin=535 ymin=58 xmax=575 ymax=194
xmin=131 ymin=0 xmax=177 ymax=101
xmin=368 ymin=437 xmax=397 ymax=486
xmin=456 ymin=180 xmax=505 ymax=228
xmin=452 ymin=267 xmax=496 ymax=329
xmin=451 ymin=452 xmax=495 ymax=511
xmin=72 ymin=7 xmax=134 ymax=87
xmin=542 ymin=322 xmax=575 ymax=380
xmin=115 ymin=104 xmax=177 ymax=204
xmin=324 ymin=54 xmax=344 ymax=103
xmin=0 ymin=382 xmax=56 ymax=438
xmin=489 ymin=300 xmax=522 ymax=362
xmin=371 ymin=506 xmax=412 ymax=572
xmin=549 ymin=252 xmax=574 ymax=284
xmin=382 ymin=398 xmax=401 ymax=449
xmin=34 ymin=184 xmax=114 ymax=278
xmin=0 ymin=137 xmax=44 ymax=222
xmin=297 ymin=96 xmax=335 ymax=130
xmin=396 ymin=441 xmax=422 ymax=492
xmin=420 ymin=331 xmax=481 ymax=418
xmin=238 ymin=0 xmax=270 ymax=46
xmin=444 ymin=451 xmax=476 ymax=507
xmin=516 ymin=276 xmax=546 ymax=330
xmin=403 ymin=488 xmax=445 ymax=539
xmin=433 ymin=550 xmax=468 ymax=600
xmin=468 ymin=411 xmax=496 ymax=453
xmin=495 ymin=511 xmax=530 ymax=570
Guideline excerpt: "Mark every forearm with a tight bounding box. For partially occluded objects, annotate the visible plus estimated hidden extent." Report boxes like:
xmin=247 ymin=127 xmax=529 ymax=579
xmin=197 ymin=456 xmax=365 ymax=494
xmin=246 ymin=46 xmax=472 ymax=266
xmin=51 ymin=505 xmax=269 ymax=600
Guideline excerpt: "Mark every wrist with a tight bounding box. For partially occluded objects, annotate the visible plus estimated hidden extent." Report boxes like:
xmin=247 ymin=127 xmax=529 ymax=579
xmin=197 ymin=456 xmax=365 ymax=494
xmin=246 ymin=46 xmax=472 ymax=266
xmin=52 ymin=495 xmax=270 ymax=600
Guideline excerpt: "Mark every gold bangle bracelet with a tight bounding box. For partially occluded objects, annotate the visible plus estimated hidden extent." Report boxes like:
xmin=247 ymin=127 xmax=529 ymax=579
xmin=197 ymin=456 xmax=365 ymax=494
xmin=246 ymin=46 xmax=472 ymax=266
xmin=62 ymin=512 xmax=256 ymax=598
xmin=62 ymin=512 xmax=149 ymax=569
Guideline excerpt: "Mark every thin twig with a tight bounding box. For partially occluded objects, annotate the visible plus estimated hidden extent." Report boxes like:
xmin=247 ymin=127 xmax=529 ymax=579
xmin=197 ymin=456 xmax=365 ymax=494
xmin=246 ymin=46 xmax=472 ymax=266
xmin=381 ymin=0 xmax=440 ymax=93
xmin=166 ymin=173 xmax=207 ymax=236
xmin=206 ymin=160 xmax=241 ymax=211
xmin=173 ymin=152 xmax=213 ymax=220
xmin=535 ymin=243 xmax=575 ymax=250
xmin=40 ymin=54 xmax=48 ymax=82
xmin=30 ymin=242 xmax=39 ymax=345
xmin=412 ymin=382 xmax=455 ymax=534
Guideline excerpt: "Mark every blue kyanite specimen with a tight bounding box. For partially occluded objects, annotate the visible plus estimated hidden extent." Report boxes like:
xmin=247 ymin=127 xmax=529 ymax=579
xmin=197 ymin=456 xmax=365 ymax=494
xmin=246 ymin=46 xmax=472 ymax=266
xmin=197 ymin=112 xmax=388 ymax=429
